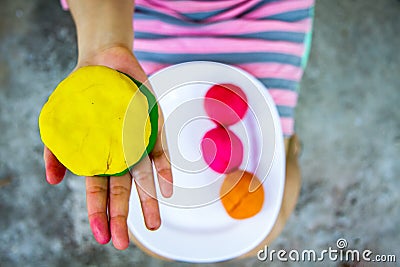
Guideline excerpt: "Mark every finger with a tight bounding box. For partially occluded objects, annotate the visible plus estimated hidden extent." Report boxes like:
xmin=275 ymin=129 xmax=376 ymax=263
xmin=151 ymin=110 xmax=173 ymax=198
xmin=86 ymin=176 xmax=110 ymax=245
xmin=109 ymin=172 xmax=132 ymax=250
xmin=131 ymin=156 xmax=161 ymax=230
xmin=44 ymin=146 xmax=66 ymax=185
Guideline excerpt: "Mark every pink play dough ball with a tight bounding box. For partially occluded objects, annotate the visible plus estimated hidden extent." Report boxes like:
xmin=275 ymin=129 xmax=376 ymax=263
xmin=201 ymin=126 xmax=243 ymax=174
xmin=204 ymin=83 xmax=248 ymax=126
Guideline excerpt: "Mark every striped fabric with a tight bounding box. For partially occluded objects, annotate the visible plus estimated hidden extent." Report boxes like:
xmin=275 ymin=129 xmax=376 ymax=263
xmin=60 ymin=0 xmax=315 ymax=137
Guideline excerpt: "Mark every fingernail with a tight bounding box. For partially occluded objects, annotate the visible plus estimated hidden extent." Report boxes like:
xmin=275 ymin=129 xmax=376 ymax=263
xmin=162 ymin=185 xmax=173 ymax=198
xmin=146 ymin=214 xmax=161 ymax=231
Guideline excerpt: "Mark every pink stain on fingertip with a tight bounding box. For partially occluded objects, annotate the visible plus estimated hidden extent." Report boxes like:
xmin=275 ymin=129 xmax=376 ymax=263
xmin=90 ymin=217 xmax=111 ymax=245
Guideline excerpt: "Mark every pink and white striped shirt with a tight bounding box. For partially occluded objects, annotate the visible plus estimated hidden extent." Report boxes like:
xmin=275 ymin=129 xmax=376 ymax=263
xmin=61 ymin=0 xmax=315 ymax=136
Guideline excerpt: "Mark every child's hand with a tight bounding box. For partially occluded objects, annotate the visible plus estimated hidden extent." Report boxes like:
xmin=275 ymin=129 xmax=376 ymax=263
xmin=43 ymin=46 xmax=173 ymax=250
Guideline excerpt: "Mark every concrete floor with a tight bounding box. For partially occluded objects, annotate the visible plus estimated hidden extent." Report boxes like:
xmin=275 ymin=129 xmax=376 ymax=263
xmin=0 ymin=0 xmax=399 ymax=266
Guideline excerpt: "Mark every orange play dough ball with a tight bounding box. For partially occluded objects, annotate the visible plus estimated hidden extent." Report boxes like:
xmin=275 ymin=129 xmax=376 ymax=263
xmin=220 ymin=170 xmax=264 ymax=219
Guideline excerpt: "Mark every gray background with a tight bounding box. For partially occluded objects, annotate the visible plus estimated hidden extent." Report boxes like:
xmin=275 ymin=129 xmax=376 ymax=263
xmin=0 ymin=0 xmax=399 ymax=266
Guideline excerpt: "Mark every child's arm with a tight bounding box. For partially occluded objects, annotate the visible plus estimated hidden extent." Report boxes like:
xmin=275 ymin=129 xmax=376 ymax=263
xmin=68 ymin=0 xmax=132 ymax=67
xmin=44 ymin=0 xmax=173 ymax=250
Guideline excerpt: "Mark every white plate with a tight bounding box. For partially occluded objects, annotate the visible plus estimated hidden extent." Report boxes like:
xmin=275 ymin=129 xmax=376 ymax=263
xmin=127 ymin=61 xmax=285 ymax=262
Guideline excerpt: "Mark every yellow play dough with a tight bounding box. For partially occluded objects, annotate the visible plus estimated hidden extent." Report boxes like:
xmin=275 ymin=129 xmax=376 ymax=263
xmin=39 ymin=66 xmax=152 ymax=176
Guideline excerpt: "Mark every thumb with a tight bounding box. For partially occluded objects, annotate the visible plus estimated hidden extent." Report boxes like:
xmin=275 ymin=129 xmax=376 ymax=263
xmin=44 ymin=146 xmax=66 ymax=184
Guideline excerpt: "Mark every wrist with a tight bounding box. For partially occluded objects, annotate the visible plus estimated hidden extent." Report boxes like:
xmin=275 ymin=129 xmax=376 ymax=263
xmin=68 ymin=0 xmax=134 ymax=66
xmin=77 ymin=44 xmax=133 ymax=68
xmin=75 ymin=46 xmax=149 ymax=86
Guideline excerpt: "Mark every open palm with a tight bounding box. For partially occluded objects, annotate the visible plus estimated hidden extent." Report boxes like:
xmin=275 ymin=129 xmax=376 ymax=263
xmin=43 ymin=46 xmax=173 ymax=250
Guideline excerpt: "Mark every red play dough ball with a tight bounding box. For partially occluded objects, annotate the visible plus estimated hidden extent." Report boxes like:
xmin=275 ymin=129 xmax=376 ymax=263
xmin=204 ymin=83 xmax=248 ymax=126
xmin=201 ymin=126 xmax=243 ymax=174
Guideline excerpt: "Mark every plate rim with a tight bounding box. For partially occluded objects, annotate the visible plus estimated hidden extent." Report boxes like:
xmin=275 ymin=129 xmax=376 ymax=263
xmin=127 ymin=61 xmax=285 ymax=262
